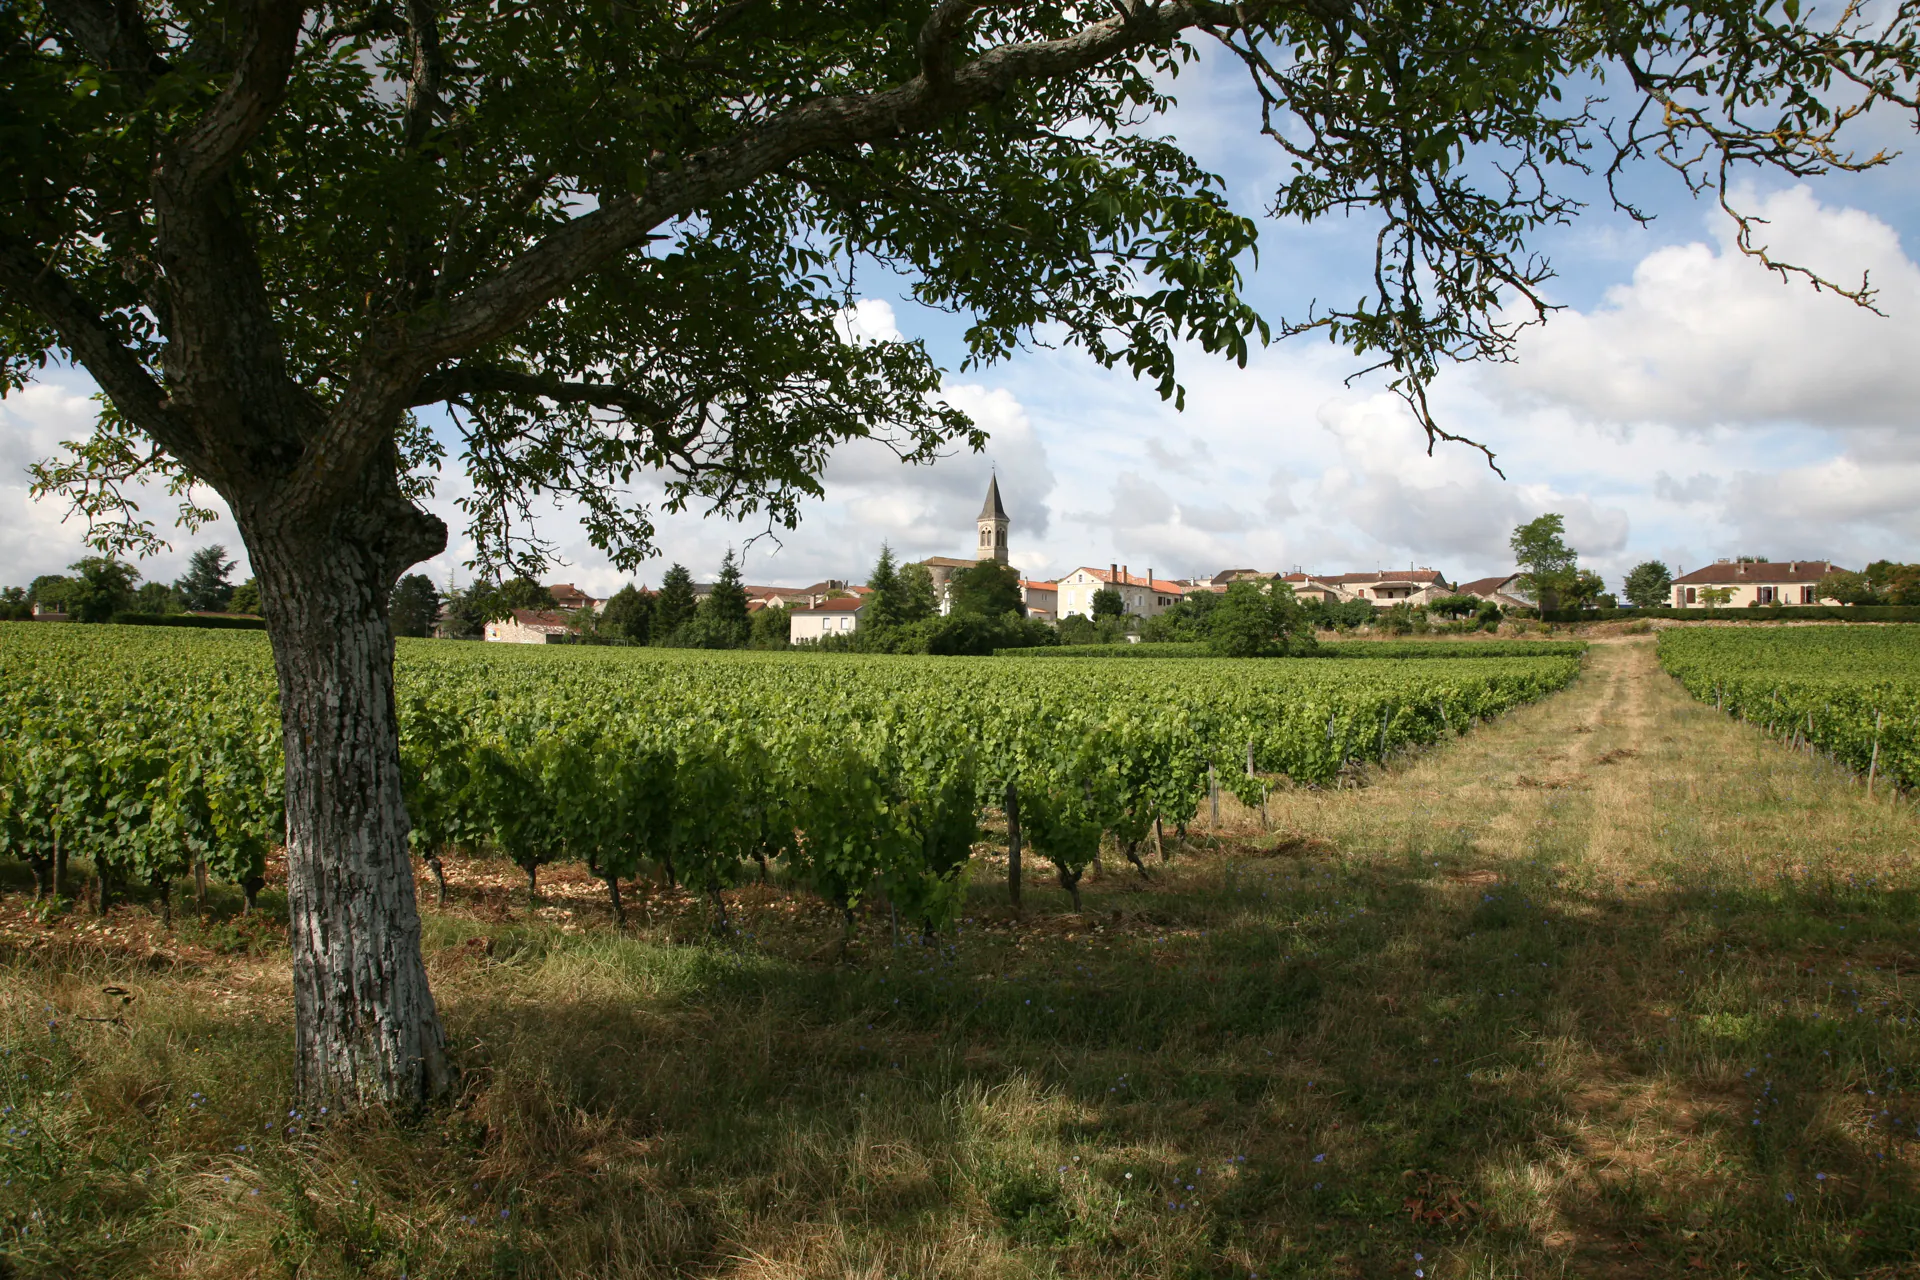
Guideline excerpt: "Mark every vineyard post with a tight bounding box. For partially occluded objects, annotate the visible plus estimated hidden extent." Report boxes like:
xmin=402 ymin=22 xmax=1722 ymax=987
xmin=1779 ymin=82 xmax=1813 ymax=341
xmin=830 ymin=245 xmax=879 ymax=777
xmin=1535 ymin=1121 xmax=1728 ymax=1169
xmin=194 ymin=860 xmax=208 ymax=913
xmin=1004 ymin=780 xmax=1023 ymax=908
xmin=1246 ymin=740 xmax=1254 ymax=776
xmin=1154 ymin=815 xmax=1166 ymax=863
xmin=1209 ymin=763 xmax=1219 ymax=825
xmin=1868 ymin=711 xmax=1883 ymax=798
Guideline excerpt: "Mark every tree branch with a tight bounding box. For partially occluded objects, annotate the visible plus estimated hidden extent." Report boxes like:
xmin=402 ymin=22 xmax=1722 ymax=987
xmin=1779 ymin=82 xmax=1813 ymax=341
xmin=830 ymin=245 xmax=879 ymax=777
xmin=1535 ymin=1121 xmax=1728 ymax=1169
xmin=164 ymin=0 xmax=308 ymax=198
xmin=408 ymin=1 xmax=1271 ymax=364
xmin=0 ymin=234 xmax=189 ymax=466
xmin=411 ymin=365 xmax=674 ymax=422
xmin=43 ymin=0 xmax=168 ymax=87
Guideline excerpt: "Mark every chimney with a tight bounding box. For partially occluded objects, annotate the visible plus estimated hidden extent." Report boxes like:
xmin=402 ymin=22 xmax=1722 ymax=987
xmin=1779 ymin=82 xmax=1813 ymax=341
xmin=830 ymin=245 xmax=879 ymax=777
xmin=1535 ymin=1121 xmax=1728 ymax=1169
xmin=1148 ymin=567 xmax=1154 ymax=601
xmin=1122 ymin=564 xmax=1129 ymax=589
xmin=1790 ymin=562 xmax=1798 ymax=574
xmin=1110 ymin=562 xmax=1118 ymax=587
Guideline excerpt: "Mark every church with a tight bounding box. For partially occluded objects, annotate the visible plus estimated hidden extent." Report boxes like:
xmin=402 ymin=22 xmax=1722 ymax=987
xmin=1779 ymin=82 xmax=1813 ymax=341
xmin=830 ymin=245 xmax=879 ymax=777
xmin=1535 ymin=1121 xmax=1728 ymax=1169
xmin=916 ymin=476 xmax=1014 ymax=613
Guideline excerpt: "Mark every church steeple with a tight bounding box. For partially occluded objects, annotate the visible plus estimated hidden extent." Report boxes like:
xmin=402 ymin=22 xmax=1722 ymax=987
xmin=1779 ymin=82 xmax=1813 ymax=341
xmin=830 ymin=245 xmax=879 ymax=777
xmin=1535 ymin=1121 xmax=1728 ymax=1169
xmin=977 ymin=474 xmax=1010 ymax=563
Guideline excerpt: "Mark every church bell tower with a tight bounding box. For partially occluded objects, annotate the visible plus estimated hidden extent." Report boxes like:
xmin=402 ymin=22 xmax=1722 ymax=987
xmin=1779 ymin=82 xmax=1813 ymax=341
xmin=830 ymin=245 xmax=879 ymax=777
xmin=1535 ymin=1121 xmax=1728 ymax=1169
xmin=977 ymin=475 xmax=1010 ymax=564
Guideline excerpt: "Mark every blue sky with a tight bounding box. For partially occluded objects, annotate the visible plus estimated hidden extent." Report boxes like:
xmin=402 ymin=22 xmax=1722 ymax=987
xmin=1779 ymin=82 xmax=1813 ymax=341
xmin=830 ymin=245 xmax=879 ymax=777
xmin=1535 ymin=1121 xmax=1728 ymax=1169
xmin=6 ymin=42 xmax=1919 ymax=597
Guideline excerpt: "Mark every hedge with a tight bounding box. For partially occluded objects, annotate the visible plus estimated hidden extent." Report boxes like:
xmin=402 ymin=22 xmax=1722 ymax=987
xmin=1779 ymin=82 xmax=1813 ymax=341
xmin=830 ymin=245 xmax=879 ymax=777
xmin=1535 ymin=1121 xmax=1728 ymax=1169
xmin=999 ymin=640 xmax=1589 ymax=659
xmin=108 ymin=612 xmax=268 ymax=630
xmin=1539 ymin=605 xmax=1920 ymax=624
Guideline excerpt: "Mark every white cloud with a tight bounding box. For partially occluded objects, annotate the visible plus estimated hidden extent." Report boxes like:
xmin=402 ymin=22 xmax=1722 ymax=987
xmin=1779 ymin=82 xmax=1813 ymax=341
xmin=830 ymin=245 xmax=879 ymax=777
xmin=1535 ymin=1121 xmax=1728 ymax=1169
xmin=0 ymin=379 xmax=248 ymax=589
xmin=1499 ymin=185 xmax=1920 ymax=430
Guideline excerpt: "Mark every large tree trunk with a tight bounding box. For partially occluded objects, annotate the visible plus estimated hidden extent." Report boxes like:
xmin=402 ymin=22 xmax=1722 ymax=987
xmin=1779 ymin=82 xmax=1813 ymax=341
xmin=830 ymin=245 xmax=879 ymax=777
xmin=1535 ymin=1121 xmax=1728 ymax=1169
xmin=247 ymin=509 xmax=449 ymax=1111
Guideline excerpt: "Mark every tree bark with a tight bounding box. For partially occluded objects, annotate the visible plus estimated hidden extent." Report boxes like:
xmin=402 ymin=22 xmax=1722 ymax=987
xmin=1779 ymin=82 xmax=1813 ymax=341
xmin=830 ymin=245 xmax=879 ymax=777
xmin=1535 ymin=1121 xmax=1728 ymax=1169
xmin=248 ymin=515 xmax=449 ymax=1112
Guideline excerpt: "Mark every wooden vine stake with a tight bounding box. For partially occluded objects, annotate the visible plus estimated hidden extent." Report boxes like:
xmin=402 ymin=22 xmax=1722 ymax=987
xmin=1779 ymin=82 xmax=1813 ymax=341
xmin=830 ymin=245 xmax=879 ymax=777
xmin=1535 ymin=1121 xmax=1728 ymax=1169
xmin=1867 ymin=711 xmax=1883 ymax=799
xmin=1004 ymin=780 xmax=1023 ymax=908
xmin=1209 ymin=764 xmax=1220 ymax=826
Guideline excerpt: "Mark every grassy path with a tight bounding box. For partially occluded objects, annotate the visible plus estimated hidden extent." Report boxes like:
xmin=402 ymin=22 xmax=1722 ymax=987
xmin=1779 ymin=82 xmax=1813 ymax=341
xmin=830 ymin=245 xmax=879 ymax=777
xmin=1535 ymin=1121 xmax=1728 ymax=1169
xmin=3 ymin=640 xmax=1918 ymax=1279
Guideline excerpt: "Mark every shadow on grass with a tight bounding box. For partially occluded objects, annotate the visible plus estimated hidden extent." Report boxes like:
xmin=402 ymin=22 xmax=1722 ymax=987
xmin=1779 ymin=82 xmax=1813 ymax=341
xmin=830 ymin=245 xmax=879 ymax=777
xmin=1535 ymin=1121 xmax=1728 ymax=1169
xmin=4 ymin=840 xmax=1919 ymax=1277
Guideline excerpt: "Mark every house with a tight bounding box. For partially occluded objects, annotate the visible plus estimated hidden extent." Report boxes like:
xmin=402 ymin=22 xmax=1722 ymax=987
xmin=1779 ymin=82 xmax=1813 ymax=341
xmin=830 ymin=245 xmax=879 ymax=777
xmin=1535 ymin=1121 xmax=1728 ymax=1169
xmin=1019 ymin=579 xmax=1058 ymax=623
xmin=1669 ymin=560 xmax=1845 ymax=608
xmin=788 ymin=596 xmax=868 ymax=643
xmin=1056 ymin=564 xmax=1184 ymax=619
xmin=1278 ymin=569 xmax=1455 ymax=606
xmin=1456 ymin=574 xmax=1531 ymax=610
xmin=485 ymin=608 xmax=579 ymax=644
xmin=544 ymin=583 xmax=603 ymax=613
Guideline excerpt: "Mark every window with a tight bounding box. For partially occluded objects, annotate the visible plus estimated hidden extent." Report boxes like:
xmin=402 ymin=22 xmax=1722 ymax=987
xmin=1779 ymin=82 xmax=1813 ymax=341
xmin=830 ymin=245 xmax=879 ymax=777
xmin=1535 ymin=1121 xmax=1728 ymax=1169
xmin=1685 ymin=587 xmax=1697 ymax=604
xmin=1801 ymin=586 xmax=1815 ymax=604
xmin=1757 ymin=586 xmax=1775 ymax=604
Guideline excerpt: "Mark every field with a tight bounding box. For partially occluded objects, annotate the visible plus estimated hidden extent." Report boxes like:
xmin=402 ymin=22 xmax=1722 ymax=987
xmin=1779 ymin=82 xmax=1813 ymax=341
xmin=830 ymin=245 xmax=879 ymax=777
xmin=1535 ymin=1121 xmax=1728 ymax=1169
xmin=3 ymin=631 xmax=1920 ymax=1278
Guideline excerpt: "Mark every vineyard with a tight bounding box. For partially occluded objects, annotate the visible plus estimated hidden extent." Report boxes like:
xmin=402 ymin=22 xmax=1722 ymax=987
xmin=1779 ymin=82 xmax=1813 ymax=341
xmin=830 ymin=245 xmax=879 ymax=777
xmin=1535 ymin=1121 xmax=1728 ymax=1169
xmin=1658 ymin=625 xmax=1920 ymax=791
xmin=0 ymin=624 xmax=1581 ymax=927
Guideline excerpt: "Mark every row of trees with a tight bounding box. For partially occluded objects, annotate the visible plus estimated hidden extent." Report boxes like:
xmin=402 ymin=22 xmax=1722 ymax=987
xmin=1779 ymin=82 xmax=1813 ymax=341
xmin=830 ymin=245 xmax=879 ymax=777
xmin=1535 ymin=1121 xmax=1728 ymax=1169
xmin=823 ymin=547 xmax=1053 ymax=655
xmin=3 ymin=547 xmax=260 ymax=622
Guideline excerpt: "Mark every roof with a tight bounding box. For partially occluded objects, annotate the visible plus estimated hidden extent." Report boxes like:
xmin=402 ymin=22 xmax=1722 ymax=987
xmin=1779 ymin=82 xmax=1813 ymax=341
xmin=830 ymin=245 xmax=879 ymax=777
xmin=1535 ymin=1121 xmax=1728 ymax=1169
xmin=979 ymin=475 xmax=1009 ymax=521
xmin=1456 ymin=574 xmax=1519 ymax=596
xmin=504 ymin=609 xmax=576 ymax=634
xmin=789 ymin=598 xmax=867 ymax=614
xmin=1070 ymin=567 xmax=1185 ymax=595
xmin=919 ymin=556 xmax=980 ymax=569
xmin=545 ymin=582 xmax=597 ymax=602
xmin=1672 ymin=560 xmax=1843 ymax=585
xmin=1020 ymin=579 xmax=1057 ymax=592
xmin=1211 ymin=569 xmax=1269 ymax=584
xmin=1283 ymin=569 xmax=1450 ymax=587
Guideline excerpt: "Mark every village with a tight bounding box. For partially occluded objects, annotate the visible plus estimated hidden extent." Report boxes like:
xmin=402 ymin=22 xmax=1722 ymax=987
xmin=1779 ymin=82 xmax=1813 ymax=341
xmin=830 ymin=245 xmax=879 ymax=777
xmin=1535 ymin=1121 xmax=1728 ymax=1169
xmin=482 ymin=477 xmax=1860 ymax=645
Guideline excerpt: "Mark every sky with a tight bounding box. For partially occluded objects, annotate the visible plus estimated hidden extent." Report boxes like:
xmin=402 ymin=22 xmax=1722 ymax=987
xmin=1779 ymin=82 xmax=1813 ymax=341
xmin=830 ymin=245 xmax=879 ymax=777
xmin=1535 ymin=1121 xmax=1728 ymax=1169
xmin=6 ymin=41 xmax=1920 ymax=598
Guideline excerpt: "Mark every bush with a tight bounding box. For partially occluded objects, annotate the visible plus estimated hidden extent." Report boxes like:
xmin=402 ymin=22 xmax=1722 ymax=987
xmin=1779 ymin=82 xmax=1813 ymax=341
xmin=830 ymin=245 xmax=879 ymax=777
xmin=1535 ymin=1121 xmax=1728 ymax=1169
xmin=1540 ymin=604 xmax=1920 ymax=624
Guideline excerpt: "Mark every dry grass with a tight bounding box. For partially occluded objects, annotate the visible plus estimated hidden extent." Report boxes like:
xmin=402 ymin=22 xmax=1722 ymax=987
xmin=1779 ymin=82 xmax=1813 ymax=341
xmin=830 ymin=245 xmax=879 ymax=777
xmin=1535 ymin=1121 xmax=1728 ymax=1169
xmin=3 ymin=639 xmax=1919 ymax=1279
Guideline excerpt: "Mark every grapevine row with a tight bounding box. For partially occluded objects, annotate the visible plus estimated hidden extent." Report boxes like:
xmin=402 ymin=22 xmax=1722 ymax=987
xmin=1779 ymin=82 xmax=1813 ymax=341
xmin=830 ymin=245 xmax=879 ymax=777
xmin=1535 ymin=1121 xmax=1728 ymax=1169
xmin=1657 ymin=626 xmax=1919 ymax=791
xmin=0 ymin=625 xmax=1583 ymax=927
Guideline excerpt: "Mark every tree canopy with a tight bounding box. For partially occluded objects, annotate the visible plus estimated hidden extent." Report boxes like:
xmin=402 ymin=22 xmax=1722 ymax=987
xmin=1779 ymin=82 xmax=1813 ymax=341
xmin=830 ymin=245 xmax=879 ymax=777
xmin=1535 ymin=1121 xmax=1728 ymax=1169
xmin=1622 ymin=561 xmax=1674 ymax=610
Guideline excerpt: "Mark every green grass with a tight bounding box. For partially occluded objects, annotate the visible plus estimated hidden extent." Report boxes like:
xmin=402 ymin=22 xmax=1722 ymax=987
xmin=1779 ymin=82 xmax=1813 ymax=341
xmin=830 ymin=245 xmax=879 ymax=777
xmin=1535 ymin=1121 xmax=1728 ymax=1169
xmin=2 ymin=640 xmax=1917 ymax=1278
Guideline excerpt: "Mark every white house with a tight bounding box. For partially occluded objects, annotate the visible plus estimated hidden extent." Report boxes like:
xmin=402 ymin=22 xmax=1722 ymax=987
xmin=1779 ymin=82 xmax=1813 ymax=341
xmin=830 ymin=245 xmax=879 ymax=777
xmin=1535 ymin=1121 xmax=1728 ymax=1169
xmin=788 ymin=597 xmax=867 ymax=643
xmin=484 ymin=608 xmax=578 ymax=644
xmin=1456 ymin=574 xmax=1531 ymax=610
xmin=1056 ymin=565 xmax=1183 ymax=620
xmin=1019 ymin=579 xmax=1058 ymax=622
xmin=1670 ymin=560 xmax=1844 ymax=608
xmin=1279 ymin=569 xmax=1455 ymax=606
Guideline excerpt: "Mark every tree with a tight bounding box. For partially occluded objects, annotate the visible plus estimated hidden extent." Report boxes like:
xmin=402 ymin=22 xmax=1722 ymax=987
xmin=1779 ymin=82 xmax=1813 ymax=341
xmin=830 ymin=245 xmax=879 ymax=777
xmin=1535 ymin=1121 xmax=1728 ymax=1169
xmin=865 ymin=544 xmax=907 ymax=633
xmin=1206 ymin=580 xmax=1314 ymax=657
xmin=1865 ymin=560 xmax=1920 ymax=605
xmin=174 ymin=544 xmax=237 ymax=612
xmin=437 ymin=582 xmax=497 ymax=638
xmin=1816 ymin=569 xmax=1875 ymax=605
xmin=132 ymin=581 xmax=183 ymax=614
xmin=898 ymin=563 xmax=940 ymax=625
xmin=1566 ymin=568 xmax=1607 ymax=611
xmin=8 ymin=0 xmax=1911 ymax=1111
xmin=389 ymin=575 xmax=442 ymax=638
xmin=1510 ymin=515 xmax=1579 ymax=611
xmin=1698 ymin=585 xmax=1735 ymax=611
xmin=652 ymin=566 xmax=698 ymax=644
xmin=229 ymin=578 xmax=261 ymax=615
xmin=600 ymin=585 xmax=653 ymax=644
xmin=67 ymin=557 xmax=139 ymax=622
xmin=1621 ymin=560 xmax=1673 ymax=610
xmin=749 ymin=603 xmax=792 ymax=649
xmin=950 ymin=559 xmax=1024 ymax=619
xmin=698 ymin=550 xmax=752 ymax=648
xmin=1425 ymin=593 xmax=1481 ymax=620
xmin=497 ymin=577 xmax=556 ymax=612
xmin=1090 ymin=587 xmax=1126 ymax=621
xmin=27 ymin=575 xmax=78 ymax=613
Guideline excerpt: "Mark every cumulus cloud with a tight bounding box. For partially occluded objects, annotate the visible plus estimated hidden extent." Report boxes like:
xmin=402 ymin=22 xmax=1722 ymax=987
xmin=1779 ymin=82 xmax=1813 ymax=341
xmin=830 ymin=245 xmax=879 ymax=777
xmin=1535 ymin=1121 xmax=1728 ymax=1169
xmin=1498 ymin=186 xmax=1920 ymax=430
xmin=1652 ymin=471 xmax=1722 ymax=505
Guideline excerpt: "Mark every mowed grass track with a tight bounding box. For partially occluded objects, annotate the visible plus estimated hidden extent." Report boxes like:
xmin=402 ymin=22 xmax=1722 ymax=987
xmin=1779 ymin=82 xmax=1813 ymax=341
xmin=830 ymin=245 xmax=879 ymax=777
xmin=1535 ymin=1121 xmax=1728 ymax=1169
xmin=3 ymin=639 xmax=1918 ymax=1279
